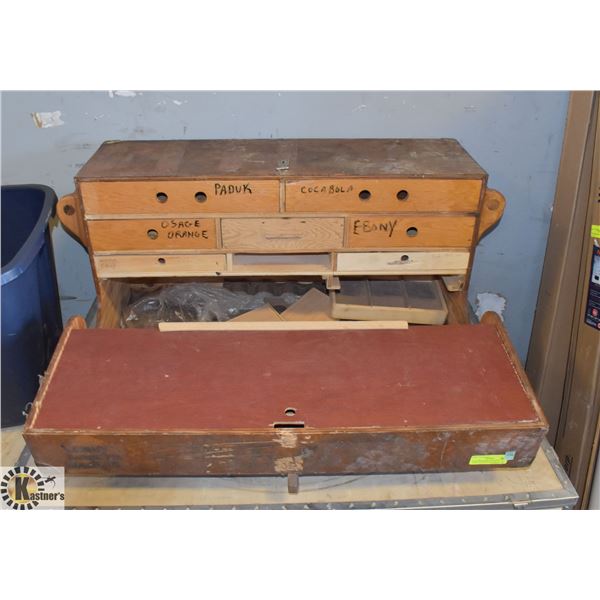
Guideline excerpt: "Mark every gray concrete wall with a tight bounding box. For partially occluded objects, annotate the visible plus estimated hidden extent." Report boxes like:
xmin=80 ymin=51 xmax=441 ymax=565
xmin=1 ymin=91 xmax=568 ymax=360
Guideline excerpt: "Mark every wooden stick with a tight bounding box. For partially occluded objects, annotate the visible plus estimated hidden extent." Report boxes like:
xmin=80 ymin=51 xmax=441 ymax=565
xmin=158 ymin=320 xmax=409 ymax=332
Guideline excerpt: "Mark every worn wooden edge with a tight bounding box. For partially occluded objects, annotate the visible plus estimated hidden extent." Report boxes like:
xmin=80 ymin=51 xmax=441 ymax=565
xmin=24 ymin=421 xmax=547 ymax=437
xmin=56 ymin=441 xmax=574 ymax=509
xmin=157 ymin=320 xmax=409 ymax=332
xmin=477 ymin=189 xmax=506 ymax=240
xmin=23 ymin=316 xmax=87 ymax=432
xmin=480 ymin=311 xmax=549 ymax=431
xmin=75 ymin=174 xmax=489 ymax=183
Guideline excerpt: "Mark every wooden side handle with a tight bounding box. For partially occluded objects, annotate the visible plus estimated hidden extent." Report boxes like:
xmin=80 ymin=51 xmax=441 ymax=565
xmin=57 ymin=192 xmax=87 ymax=247
xmin=478 ymin=189 xmax=506 ymax=240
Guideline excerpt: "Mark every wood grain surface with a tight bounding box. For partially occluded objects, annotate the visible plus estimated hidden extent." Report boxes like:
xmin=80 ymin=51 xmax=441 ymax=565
xmin=75 ymin=139 xmax=487 ymax=180
xmin=335 ymin=251 xmax=470 ymax=274
xmin=94 ymin=253 xmax=227 ymax=278
xmin=88 ymin=218 xmax=217 ymax=251
xmin=80 ymin=180 xmax=280 ymax=215
xmin=221 ymin=217 xmax=344 ymax=251
xmin=346 ymin=215 xmax=476 ymax=248
xmin=285 ymin=178 xmax=482 ymax=212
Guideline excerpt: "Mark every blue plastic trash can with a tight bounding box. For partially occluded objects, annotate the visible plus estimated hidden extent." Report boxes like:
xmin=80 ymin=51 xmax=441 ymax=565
xmin=1 ymin=185 xmax=63 ymax=427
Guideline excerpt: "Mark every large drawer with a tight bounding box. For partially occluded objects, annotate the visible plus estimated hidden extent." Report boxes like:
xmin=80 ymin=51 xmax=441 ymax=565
xmin=285 ymin=178 xmax=482 ymax=213
xmin=80 ymin=180 xmax=280 ymax=215
xmin=94 ymin=253 xmax=227 ymax=278
xmin=346 ymin=215 xmax=476 ymax=248
xmin=87 ymin=218 xmax=218 ymax=251
xmin=221 ymin=217 xmax=345 ymax=251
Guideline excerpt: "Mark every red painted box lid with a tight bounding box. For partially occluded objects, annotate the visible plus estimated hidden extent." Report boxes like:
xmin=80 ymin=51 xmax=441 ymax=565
xmin=29 ymin=324 xmax=546 ymax=432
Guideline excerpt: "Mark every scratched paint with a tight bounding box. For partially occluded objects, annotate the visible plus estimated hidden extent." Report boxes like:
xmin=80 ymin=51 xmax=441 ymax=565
xmin=276 ymin=430 xmax=298 ymax=449
xmin=108 ymin=90 xmax=138 ymax=98
xmin=476 ymin=292 xmax=507 ymax=321
xmin=31 ymin=111 xmax=64 ymax=128
xmin=274 ymin=456 xmax=303 ymax=473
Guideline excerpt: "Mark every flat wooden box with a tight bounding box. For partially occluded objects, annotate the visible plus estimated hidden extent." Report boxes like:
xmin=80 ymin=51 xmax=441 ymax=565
xmin=24 ymin=316 xmax=548 ymax=477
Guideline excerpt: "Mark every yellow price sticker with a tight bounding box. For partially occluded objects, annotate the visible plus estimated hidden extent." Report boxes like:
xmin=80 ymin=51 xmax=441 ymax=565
xmin=592 ymin=225 xmax=600 ymax=238
xmin=469 ymin=454 xmax=508 ymax=466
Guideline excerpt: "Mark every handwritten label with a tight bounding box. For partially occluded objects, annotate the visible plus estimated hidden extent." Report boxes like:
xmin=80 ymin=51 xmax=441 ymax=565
xmin=300 ymin=184 xmax=354 ymax=194
xmin=214 ymin=182 xmax=253 ymax=195
xmin=160 ymin=219 xmax=210 ymax=240
xmin=352 ymin=218 xmax=398 ymax=238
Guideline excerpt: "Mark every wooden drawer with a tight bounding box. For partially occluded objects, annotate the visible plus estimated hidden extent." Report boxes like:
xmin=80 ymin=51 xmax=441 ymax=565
xmin=88 ymin=218 xmax=217 ymax=251
xmin=346 ymin=215 xmax=476 ymax=249
xmin=221 ymin=217 xmax=344 ymax=251
xmin=336 ymin=251 xmax=470 ymax=274
xmin=94 ymin=253 xmax=227 ymax=278
xmin=285 ymin=178 xmax=482 ymax=213
xmin=80 ymin=180 xmax=280 ymax=215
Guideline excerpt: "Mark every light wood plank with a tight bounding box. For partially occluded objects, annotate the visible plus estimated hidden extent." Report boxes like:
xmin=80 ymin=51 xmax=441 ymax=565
xmin=94 ymin=253 xmax=227 ymax=278
xmin=159 ymin=320 xmax=408 ymax=332
xmin=336 ymin=251 xmax=469 ymax=273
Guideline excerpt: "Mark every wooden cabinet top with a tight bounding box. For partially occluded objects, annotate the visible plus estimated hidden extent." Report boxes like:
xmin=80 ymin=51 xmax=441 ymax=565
xmin=76 ymin=138 xmax=487 ymax=181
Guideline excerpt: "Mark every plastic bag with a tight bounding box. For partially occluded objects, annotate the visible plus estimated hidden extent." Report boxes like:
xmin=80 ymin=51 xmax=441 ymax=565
xmin=123 ymin=283 xmax=303 ymax=328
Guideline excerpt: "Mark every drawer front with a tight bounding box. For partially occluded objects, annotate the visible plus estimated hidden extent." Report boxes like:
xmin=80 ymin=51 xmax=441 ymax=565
xmin=221 ymin=217 xmax=344 ymax=251
xmin=80 ymin=180 xmax=280 ymax=215
xmin=285 ymin=178 xmax=482 ymax=213
xmin=88 ymin=218 xmax=217 ymax=251
xmin=346 ymin=215 xmax=476 ymax=248
xmin=336 ymin=251 xmax=470 ymax=274
xmin=94 ymin=253 xmax=227 ymax=278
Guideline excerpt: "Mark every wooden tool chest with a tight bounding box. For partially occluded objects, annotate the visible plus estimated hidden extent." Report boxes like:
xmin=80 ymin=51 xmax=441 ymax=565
xmin=57 ymin=139 xmax=503 ymax=290
xmin=24 ymin=138 xmax=548 ymax=484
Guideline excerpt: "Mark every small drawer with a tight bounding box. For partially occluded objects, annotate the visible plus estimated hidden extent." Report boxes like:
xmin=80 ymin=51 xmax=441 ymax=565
xmin=336 ymin=251 xmax=470 ymax=274
xmin=285 ymin=178 xmax=482 ymax=213
xmin=346 ymin=215 xmax=476 ymax=249
xmin=221 ymin=217 xmax=344 ymax=251
xmin=80 ymin=180 xmax=280 ymax=215
xmin=94 ymin=253 xmax=227 ymax=278
xmin=88 ymin=218 xmax=217 ymax=251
